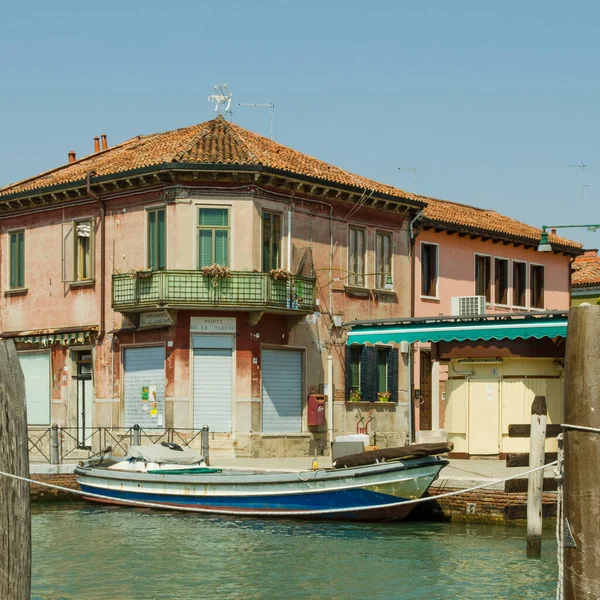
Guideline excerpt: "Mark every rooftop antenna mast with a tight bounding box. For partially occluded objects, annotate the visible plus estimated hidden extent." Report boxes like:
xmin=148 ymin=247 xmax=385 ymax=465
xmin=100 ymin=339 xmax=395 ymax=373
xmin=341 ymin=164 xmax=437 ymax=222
xmin=569 ymin=161 xmax=588 ymax=243
xmin=239 ymin=103 xmax=275 ymax=139
xmin=208 ymin=84 xmax=233 ymax=120
xmin=398 ymin=167 xmax=417 ymax=194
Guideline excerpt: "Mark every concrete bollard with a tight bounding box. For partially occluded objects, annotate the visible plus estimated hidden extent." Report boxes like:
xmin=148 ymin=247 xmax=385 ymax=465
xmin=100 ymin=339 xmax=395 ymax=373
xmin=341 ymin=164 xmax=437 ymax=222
xmin=50 ymin=424 xmax=60 ymax=465
xmin=133 ymin=424 xmax=141 ymax=447
xmin=201 ymin=425 xmax=210 ymax=466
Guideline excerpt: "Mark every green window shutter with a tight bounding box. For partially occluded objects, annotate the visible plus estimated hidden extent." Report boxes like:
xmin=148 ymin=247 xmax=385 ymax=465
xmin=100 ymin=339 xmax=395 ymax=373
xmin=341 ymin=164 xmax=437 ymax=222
xmin=377 ymin=348 xmax=387 ymax=393
xmin=215 ymin=230 xmax=228 ymax=266
xmin=148 ymin=211 xmax=156 ymax=269
xmin=10 ymin=233 xmax=17 ymax=288
xmin=199 ymin=230 xmax=213 ymax=267
xmin=200 ymin=208 xmax=228 ymax=227
xmin=262 ymin=212 xmax=271 ymax=272
xmin=157 ymin=209 xmax=166 ymax=270
xmin=18 ymin=232 xmax=24 ymax=287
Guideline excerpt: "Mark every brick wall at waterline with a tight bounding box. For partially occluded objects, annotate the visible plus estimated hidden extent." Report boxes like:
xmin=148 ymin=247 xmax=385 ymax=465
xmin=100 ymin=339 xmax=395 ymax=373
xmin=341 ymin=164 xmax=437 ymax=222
xmin=30 ymin=474 xmax=80 ymax=502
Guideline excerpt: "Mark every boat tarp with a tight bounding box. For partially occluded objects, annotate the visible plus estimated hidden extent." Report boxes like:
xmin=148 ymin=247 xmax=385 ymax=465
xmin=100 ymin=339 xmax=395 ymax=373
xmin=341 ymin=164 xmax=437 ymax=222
xmin=332 ymin=442 xmax=453 ymax=468
xmin=346 ymin=317 xmax=568 ymax=345
xmin=126 ymin=444 xmax=203 ymax=465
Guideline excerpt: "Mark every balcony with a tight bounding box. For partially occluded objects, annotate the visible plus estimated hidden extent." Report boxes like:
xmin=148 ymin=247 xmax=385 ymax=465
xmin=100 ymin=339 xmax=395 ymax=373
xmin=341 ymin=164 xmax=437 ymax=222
xmin=112 ymin=270 xmax=317 ymax=314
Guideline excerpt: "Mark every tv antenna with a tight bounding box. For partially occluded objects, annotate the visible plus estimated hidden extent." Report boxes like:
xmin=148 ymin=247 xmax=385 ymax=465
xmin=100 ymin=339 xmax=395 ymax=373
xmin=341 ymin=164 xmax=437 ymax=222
xmin=208 ymin=84 xmax=233 ymax=119
xmin=398 ymin=167 xmax=417 ymax=194
xmin=569 ymin=161 xmax=588 ymax=242
xmin=239 ymin=103 xmax=275 ymax=139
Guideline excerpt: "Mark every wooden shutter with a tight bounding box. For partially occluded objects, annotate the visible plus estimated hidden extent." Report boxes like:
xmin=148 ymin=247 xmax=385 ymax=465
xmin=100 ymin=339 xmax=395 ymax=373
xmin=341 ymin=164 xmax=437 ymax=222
xmin=360 ymin=346 xmax=378 ymax=402
xmin=344 ymin=346 xmax=352 ymax=401
xmin=61 ymin=223 xmax=74 ymax=282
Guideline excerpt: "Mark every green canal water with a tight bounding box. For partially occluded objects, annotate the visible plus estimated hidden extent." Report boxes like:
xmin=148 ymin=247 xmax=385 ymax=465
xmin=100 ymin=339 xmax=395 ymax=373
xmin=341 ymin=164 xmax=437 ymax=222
xmin=32 ymin=502 xmax=557 ymax=600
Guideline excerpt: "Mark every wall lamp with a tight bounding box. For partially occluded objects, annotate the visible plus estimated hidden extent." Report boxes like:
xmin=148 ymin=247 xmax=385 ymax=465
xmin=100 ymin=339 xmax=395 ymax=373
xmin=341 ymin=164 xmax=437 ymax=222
xmin=538 ymin=224 xmax=600 ymax=252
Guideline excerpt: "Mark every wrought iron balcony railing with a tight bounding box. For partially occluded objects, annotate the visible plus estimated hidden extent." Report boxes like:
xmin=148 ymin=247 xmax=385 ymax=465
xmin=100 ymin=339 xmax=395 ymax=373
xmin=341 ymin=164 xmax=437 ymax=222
xmin=112 ymin=270 xmax=316 ymax=313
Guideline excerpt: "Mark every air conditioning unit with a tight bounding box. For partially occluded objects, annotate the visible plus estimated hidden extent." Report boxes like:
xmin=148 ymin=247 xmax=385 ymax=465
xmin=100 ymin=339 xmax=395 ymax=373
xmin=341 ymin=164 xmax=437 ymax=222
xmin=451 ymin=296 xmax=486 ymax=316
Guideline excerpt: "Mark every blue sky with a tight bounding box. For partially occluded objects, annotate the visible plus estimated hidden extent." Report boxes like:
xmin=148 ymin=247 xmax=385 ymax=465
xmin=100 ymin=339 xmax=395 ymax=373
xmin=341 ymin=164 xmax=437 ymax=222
xmin=1 ymin=0 xmax=598 ymax=244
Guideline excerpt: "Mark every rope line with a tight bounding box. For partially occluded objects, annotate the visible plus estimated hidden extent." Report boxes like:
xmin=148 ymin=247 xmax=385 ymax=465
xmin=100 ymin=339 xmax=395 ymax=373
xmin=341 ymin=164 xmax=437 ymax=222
xmin=561 ymin=423 xmax=600 ymax=434
xmin=0 ymin=461 xmax=557 ymax=517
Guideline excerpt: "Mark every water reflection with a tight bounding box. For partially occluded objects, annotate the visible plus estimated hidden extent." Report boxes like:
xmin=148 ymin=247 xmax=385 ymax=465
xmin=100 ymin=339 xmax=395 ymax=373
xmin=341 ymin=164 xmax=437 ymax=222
xmin=32 ymin=503 xmax=556 ymax=600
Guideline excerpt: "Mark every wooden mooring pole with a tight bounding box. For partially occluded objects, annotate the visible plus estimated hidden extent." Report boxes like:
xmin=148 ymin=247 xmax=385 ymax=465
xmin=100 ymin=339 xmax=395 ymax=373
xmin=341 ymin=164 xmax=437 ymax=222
xmin=564 ymin=304 xmax=600 ymax=599
xmin=0 ymin=339 xmax=31 ymax=600
xmin=527 ymin=395 xmax=547 ymax=557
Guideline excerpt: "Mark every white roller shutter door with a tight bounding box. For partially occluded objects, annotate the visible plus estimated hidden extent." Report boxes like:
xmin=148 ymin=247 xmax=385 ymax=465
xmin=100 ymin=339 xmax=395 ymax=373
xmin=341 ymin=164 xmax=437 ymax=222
xmin=123 ymin=346 xmax=165 ymax=428
xmin=262 ymin=349 xmax=302 ymax=433
xmin=18 ymin=352 xmax=51 ymax=425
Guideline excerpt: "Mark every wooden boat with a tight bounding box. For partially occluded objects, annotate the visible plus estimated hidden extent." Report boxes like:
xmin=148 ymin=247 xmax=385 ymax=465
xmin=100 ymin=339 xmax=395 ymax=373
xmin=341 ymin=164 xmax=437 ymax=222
xmin=75 ymin=443 xmax=451 ymax=522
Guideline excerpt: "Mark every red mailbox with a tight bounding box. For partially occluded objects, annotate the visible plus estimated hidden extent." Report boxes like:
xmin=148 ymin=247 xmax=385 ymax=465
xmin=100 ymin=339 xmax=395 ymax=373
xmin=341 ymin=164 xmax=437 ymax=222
xmin=307 ymin=394 xmax=326 ymax=426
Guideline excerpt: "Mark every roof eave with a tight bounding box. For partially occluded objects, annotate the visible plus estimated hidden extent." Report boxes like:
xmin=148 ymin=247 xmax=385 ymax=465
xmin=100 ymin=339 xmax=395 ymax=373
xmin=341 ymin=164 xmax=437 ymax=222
xmin=0 ymin=162 xmax=425 ymax=211
xmin=421 ymin=218 xmax=582 ymax=256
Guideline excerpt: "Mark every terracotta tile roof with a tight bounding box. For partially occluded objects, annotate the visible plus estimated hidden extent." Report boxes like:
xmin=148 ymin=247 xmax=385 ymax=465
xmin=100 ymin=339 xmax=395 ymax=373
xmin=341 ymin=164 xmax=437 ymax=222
xmin=0 ymin=116 xmax=420 ymax=204
xmin=572 ymin=255 xmax=600 ymax=286
xmin=421 ymin=196 xmax=581 ymax=251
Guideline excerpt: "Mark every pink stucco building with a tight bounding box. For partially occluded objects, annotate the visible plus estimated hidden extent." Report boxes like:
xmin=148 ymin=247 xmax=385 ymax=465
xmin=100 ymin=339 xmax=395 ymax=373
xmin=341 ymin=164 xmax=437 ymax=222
xmin=411 ymin=198 xmax=579 ymax=454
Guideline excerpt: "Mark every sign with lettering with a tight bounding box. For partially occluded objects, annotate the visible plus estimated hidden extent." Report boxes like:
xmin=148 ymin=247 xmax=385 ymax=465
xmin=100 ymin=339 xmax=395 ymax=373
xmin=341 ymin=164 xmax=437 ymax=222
xmin=190 ymin=317 xmax=236 ymax=334
xmin=139 ymin=310 xmax=174 ymax=329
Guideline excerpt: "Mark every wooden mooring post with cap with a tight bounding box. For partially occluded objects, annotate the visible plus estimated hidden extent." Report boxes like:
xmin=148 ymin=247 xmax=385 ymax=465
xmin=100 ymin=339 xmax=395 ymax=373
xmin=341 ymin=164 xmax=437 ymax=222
xmin=563 ymin=304 xmax=600 ymax=599
xmin=0 ymin=339 xmax=31 ymax=599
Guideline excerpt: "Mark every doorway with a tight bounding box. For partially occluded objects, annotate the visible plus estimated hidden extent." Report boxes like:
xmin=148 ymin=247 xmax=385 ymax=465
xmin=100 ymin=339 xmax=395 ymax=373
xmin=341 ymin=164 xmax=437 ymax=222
xmin=419 ymin=350 xmax=432 ymax=430
xmin=73 ymin=350 xmax=93 ymax=448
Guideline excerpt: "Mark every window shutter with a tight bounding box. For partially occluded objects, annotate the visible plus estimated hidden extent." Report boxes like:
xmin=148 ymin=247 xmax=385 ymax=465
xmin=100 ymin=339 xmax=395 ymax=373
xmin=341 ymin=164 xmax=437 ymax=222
xmin=215 ymin=230 xmax=229 ymax=266
xmin=199 ymin=230 xmax=213 ymax=267
xmin=387 ymin=348 xmax=399 ymax=403
xmin=361 ymin=346 xmax=378 ymax=402
xmin=157 ymin=209 xmax=166 ymax=269
xmin=344 ymin=346 xmax=352 ymax=401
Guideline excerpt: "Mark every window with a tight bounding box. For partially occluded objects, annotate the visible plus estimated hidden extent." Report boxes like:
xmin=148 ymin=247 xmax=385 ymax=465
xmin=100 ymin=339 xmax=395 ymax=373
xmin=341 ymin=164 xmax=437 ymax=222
xmin=421 ymin=243 xmax=438 ymax=297
xmin=9 ymin=230 xmax=25 ymax=289
xmin=377 ymin=347 xmax=389 ymax=394
xmin=147 ymin=208 xmax=166 ymax=270
xmin=475 ymin=255 xmax=491 ymax=302
xmin=530 ymin=264 xmax=545 ymax=309
xmin=262 ymin=211 xmax=281 ymax=271
xmin=348 ymin=346 xmax=361 ymax=391
xmin=198 ymin=208 xmax=229 ymax=268
xmin=73 ymin=221 xmax=93 ymax=281
xmin=513 ymin=261 xmax=527 ymax=307
xmin=345 ymin=345 xmax=398 ymax=402
xmin=494 ymin=258 xmax=509 ymax=305
xmin=348 ymin=227 xmax=366 ymax=286
xmin=375 ymin=231 xmax=392 ymax=289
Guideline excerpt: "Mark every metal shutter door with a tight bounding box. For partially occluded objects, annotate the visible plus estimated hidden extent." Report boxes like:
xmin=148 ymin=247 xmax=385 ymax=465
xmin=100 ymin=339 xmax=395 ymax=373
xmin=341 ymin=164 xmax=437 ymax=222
xmin=262 ymin=349 xmax=302 ymax=433
xmin=123 ymin=347 xmax=165 ymax=428
xmin=193 ymin=348 xmax=233 ymax=432
xmin=18 ymin=352 xmax=51 ymax=425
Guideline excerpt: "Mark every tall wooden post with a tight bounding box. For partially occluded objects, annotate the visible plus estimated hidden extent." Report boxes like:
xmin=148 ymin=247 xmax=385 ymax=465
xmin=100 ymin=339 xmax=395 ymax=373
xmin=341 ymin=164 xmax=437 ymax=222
xmin=527 ymin=395 xmax=547 ymax=557
xmin=0 ymin=339 xmax=31 ymax=599
xmin=564 ymin=304 xmax=600 ymax=599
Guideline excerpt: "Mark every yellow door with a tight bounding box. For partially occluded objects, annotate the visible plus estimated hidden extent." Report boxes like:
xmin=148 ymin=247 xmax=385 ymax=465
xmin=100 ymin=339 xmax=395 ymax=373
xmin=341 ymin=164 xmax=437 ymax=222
xmin=468 ymin=378 xmax=500 ymax=455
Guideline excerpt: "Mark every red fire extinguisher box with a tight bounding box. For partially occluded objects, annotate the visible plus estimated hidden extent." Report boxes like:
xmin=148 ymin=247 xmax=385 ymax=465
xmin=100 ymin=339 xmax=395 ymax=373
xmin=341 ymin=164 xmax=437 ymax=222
xmin=307 ymin=394 xmax=326 ymax=426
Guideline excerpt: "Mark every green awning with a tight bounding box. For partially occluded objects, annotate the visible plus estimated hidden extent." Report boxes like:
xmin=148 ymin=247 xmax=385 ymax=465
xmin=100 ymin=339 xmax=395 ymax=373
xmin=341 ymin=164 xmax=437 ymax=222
xmin=347 ymin=317 xmax=568 ymax=345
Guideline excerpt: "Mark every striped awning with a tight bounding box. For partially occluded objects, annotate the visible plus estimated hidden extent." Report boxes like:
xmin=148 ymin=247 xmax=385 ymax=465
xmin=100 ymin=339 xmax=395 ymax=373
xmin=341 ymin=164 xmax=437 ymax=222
xmin=14 ymin=330 xmax=95 ymax=346
xmin=347 ymin=316 xmax=568 ymax=345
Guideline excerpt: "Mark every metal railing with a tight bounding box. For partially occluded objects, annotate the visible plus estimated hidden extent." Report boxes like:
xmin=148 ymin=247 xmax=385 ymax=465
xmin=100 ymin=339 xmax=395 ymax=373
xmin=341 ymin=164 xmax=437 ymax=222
xmin=27 ymin=425 xmax=211 ymax=465
xmin=112 ymin=270 xmax=316 ymax=312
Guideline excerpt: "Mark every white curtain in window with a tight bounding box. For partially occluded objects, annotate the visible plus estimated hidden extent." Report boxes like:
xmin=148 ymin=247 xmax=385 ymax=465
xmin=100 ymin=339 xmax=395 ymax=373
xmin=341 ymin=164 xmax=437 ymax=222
xmin=77 ymin=223 xmax=91 ymax=237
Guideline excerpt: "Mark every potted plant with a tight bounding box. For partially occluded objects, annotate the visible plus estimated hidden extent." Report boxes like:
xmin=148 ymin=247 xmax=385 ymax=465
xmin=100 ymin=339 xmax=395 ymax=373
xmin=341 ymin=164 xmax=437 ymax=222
xmin=349 ymin=388 xmax=362 ymax=402
xmin=129 ymin=268 xmax=153 ymax=279
xmin=269 ymin=268 xmax=293 ymax=280
xmin=377 ymin=391 xmax=392 ymax=402
xmin=201 ymin=264 xmax=232 ymax=287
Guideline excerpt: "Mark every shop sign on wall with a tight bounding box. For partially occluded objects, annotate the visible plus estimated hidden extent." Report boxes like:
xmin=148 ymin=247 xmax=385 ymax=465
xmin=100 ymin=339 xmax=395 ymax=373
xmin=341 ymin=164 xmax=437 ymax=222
xmin=139 ymin=310 xmax=174 ymax=329
xmin=191 ymin=317 xmax=236 ymax=334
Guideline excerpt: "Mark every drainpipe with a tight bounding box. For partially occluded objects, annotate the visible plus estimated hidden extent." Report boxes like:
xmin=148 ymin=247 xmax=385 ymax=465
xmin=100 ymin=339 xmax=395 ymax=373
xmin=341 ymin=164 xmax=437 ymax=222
xmin=86 ymin=171 xmax=106 ymax=340
xmin=287 ymin=205 xmax=292 ymax=271
xmin=407 ymin=208 xmax=424 ymax=445
xmin=327 ymin=353 xmax=334 ymax=447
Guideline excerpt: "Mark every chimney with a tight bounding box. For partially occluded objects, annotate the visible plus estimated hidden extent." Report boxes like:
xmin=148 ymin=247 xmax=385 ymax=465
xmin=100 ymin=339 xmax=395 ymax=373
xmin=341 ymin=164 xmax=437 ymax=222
xmin=551 ymin=228 xmax=557 ymax=235
xmin=68 ymin=150 xmax=76 ymax=163
xmin=583 ymin=249 xmax=598 ymax=257
xmin=94 ymin=136 xmax=100 ymax=153
xmin=101 ymin=133 xmax=108 ymax=151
